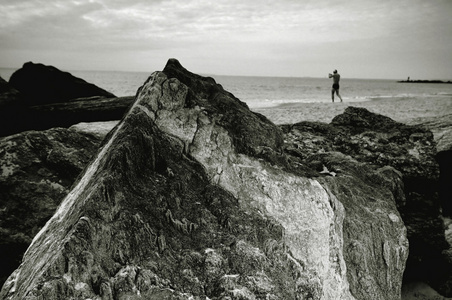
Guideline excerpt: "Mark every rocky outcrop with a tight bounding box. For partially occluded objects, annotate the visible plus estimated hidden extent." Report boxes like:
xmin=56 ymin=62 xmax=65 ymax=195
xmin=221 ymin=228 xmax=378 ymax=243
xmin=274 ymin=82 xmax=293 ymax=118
xmin=0 ymin=95 xmax=134 ymax=137
xmin=9 ymin=62 xmax=115 ymax=105
xmin=0 ymin=59 xmax=408 ymax=299
xmin=0 ymin=77 xmax=23 ymax=138
xmin=437 ymin=149 xmax=452 ymax=217
xmin=407 ymin=114 xmax=452 ymax=217
xmin=408 ymin=114 xmax=452 ymax=153
xmin=0 ymin=63 xmax=131 ymax=138
xmin=0 ymin=77 xmax=21 ymax=109
xmin=0 ymin=127 xmax=104 ymax=286
xmin=282 ymin=106 xmax=451 ymax=296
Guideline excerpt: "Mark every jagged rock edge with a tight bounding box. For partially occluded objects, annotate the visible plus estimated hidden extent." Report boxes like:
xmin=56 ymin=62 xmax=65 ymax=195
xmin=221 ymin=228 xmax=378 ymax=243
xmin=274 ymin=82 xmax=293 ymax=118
xmin=136 ymin=71 xmax=356 ymax=298
xmin=1 ymin=68 xmax=409 ymax=299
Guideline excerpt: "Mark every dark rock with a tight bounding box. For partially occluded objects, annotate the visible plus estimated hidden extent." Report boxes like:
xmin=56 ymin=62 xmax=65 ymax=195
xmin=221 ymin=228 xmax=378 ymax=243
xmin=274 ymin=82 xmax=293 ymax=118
xmin=397 ymin=79 xmax=452 ymax=84
xmin=437 ymin=149 xmax=452 ymax=217
xmin=0 ymin=96 xmax=134 ymax=137
xmin=0 ymin=60 xmax=407 ymax=299
xmin=0 ymin=127 xmax=104 ymax=287
xmin=0 ymin=77 xmax=23 ymax=138
xmin=0 ymin=63 xmax=134 ymax=138
xmin=9 ymin=62 xmax=116 ymax=105
xmin=407 ymin=114 xmax=452 ymax=217
xmin=0 ymin=77 xmax=21 ymax=108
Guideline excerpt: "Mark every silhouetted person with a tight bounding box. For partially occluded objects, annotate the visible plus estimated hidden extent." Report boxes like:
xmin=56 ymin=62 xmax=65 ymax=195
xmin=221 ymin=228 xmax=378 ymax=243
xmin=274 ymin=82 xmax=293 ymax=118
xmin=328 ymin=70 xmax=343 ymax=102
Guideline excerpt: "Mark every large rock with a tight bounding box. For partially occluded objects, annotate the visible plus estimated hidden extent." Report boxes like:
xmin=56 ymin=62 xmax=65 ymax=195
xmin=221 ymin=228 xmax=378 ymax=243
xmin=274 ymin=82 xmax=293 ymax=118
xmin=0 ymin=77 xmax=23 ymax=138
xmin=0 ymin=59 xmax=408 ymax=299
xmin=407 ymin=114 xmax=452 ymax=217
xmin=407 ymin=114 xmax=452 ymax=153
xmin=283 ymin=106 xmax=451 ymax=296
xmin=9 ymin=62 xmax=116 ymax=105
xmin=0 ymin=127 xmax=104 ymax=286
xmin=2 ymin=95 xmax=134 ymax=137
xmin=0 ymin=94 xmax=134 ymax=138
xmin=0 ymin=77 xmax=21 ymax=108
xmin=0 ymin=63 xmax=134 ymax=137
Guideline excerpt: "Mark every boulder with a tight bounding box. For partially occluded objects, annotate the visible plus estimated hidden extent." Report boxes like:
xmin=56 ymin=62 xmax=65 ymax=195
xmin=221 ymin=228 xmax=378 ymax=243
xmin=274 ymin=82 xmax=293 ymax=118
xmin=9 ymin=62 xmax=116 ymax=105
xmin=407 ymin=113 xmax=452 ymax=153
xmin=407 ymin=114 xmax=452 ymax=217
xmin=283 ymin=106 xmax=451 ymax=296
xmin=0 ymin=63 xmax=134 ymax=138
xmin=437 ymin=149 xmax=452 ymax=217
xmin=0 ymin=95 xmax=134 ymax=137
xmin=0 ymin=127 xmax=104 ymax=287
xmin=0 ymin=77 xmax=23 ymax=138
xmin=0 ymin=59 xmax=408 ymax=299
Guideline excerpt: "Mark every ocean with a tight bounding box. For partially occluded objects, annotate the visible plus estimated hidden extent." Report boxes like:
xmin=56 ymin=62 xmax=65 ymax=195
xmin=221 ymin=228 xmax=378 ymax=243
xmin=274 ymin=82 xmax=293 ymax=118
xmin=1 ymin=68 xmax=452 ymax=109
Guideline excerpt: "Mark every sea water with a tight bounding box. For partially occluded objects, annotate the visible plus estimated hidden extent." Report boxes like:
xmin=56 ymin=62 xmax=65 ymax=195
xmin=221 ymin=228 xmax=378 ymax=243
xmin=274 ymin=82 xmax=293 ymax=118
xmin=1 ymin=68 xmax=451 ymax=109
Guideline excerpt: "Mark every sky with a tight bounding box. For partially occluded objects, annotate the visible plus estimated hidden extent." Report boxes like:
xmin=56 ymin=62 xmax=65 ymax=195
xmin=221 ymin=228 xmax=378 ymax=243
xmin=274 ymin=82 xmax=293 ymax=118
xmin=0 ymin=0 xmax=451 ymax=79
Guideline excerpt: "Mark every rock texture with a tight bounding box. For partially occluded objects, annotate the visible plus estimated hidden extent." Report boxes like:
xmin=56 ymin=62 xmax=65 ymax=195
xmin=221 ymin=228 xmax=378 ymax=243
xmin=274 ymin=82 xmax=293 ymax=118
xmin=0 ymin=127 xmax=104 ymax=286
xmin=0 ymin=59 xmax=408 ymax=299
xmin=282 ymin=107 xmax=451 ymax=296
xmin=9 ymin=62 xmax=115 ymax=105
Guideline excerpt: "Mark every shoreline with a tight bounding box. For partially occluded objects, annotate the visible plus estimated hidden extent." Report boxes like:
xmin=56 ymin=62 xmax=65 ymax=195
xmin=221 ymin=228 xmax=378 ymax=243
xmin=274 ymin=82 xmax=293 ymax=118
xmin=253 ymin=96 xmax=452 ymax=125
xmin=398 ymin=80 xmax=452 ymax=84
xmin=72 ymin=96 xmax=452 ymax=143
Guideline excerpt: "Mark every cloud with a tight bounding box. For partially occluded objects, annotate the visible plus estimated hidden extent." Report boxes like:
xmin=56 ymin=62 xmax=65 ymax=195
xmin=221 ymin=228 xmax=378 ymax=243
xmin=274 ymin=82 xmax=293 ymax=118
xmin=0 ymin=0 xmax=451 ymax=78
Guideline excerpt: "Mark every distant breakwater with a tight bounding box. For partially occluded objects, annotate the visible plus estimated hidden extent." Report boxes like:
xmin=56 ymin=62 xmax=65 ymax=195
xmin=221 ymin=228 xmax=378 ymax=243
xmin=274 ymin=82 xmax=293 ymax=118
xmin=397 ymin=79 xmax=452 ymax=84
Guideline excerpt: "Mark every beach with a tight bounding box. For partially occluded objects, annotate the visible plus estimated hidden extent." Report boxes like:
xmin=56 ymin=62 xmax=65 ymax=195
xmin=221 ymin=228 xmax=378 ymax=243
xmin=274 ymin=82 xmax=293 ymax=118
xmin=253 ymin=96 xmax=452 ymax=126
xmin=74 ymin=96 xmax=452 ymax=150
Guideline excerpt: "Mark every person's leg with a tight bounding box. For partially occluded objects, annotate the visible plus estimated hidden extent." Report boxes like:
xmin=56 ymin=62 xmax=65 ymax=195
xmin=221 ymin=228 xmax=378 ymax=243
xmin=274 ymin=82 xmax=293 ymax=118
xmin=331 ymin=89 xmax=335 ymax=102
xmin=336 ymin=90 xmax=343 ymax=102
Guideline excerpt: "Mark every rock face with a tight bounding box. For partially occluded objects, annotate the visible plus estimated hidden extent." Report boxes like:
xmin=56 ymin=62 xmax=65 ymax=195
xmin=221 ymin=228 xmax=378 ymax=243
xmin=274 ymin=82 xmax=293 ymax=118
xmin=0 ymin=59 xmax=408 ymax=299
xmin=407 ymin=114 xmax=452 ymax=217
xmin=0 ymin=127 xmax=104 ymax=286
xmin=0 ymin=73 xmax=133 ymax=137
xmin=0 ymin=77 xmax=21 ymax=109
xmin=0 ymin=95 xmax=134 ymax=137
xmin=282 ymin=107 xmax=451 ymax=296
xmin=0 ymin=62 xmax=132 ymax=137
xmin=0 ymin=77 xmax=23 ymax=138
xmin=9 ymin=62 xmax=116 ymax=105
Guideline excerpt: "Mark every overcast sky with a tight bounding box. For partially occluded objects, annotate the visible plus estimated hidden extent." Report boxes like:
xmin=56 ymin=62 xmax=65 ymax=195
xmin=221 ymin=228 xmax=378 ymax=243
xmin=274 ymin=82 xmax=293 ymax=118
xmin=1 ymin=0 xmax=451 ymax=79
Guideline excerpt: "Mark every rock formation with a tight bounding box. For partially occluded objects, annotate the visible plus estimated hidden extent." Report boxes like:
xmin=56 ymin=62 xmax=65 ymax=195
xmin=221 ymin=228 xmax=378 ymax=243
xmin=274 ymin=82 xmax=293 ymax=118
xmin=407 ymin=114 xmax=452 ymax=218
xmin=282 ymin=107 xmax=451 ymax=296
xmin=9 ymin=62 xmax=116 ymax=105
xmin=0 ymin=67 xmax=134 ymax=137
xmin=0 ymin=127 xmax=104 ymax=286
xmin=0 ymin=59 xmax=408 ymax=299
xmin=0 ymin=77 xmax=23 ymax=138
xmin=0 ymin=95 xmax=134 ymax=137
xmin=0 ymin=77 xmax=21 ymax=109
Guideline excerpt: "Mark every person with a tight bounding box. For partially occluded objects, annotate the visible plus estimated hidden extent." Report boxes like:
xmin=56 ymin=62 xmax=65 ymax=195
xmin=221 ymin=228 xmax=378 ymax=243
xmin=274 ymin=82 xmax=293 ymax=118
xmin=328 ymin=70 xmax=343 ymax=102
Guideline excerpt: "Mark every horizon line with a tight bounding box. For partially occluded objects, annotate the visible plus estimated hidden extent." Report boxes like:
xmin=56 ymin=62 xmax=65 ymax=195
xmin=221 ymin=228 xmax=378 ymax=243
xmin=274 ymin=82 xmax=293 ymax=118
xmin=0 ymin=66 xmax=449 ymax=82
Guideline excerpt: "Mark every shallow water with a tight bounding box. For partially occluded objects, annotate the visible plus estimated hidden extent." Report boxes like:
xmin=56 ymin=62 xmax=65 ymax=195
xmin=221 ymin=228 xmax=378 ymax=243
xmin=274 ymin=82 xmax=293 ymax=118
xmin=2 ymin=68 xmax=452 ymax=109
